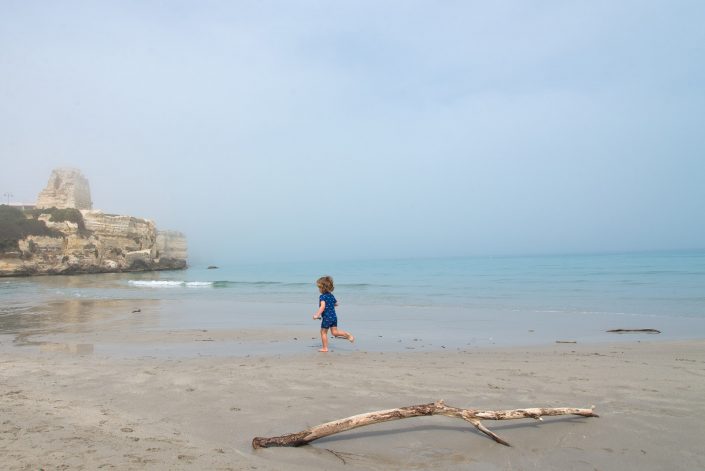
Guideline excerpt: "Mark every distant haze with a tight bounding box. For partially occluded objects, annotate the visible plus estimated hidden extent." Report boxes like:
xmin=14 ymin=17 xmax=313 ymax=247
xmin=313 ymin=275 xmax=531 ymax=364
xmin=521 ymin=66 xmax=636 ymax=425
xmin=2 ymin=1 xmax=704 ymax=264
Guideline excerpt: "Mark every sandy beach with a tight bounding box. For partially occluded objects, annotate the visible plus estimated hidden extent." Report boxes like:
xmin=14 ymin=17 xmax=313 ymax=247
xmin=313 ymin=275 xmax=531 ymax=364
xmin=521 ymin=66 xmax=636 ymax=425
xmin=2 ymin=336 xmax=705 ymax=470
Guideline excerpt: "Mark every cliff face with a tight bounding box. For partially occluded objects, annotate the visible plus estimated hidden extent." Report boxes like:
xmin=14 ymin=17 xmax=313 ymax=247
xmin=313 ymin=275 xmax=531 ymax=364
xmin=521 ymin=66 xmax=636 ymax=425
xmin=0 ymin=208 xmax=187 ymax=276
xmin=0 ymin=168 xmax=187 ymax=277
xmin=156 ymin=230 xmax=188 ymax=267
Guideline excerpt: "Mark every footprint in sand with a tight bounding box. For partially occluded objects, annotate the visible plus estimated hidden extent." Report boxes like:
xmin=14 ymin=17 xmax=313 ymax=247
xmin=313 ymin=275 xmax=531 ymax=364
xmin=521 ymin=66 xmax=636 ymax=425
xmin=27 ymin=424 xmax=64 ymax=433
xmin=178 ymin=454 xmax=196 ymax=463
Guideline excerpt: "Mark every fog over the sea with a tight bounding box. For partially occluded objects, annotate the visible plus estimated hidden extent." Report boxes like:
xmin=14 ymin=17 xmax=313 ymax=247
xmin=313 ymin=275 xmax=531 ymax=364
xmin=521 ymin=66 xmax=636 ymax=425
xmin=1 ymin=1 xmax=704 ymax=264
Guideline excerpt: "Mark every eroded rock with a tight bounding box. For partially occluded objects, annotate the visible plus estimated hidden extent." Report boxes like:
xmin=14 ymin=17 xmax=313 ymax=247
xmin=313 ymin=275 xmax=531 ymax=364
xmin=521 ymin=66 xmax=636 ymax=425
xmin=0 ymin=169 xmax=187 ymax=276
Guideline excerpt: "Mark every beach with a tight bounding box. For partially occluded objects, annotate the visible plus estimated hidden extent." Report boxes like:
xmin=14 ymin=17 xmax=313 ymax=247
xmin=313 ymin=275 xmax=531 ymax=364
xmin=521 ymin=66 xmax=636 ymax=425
xmin=2 ymin=254 xmax=704 ymax=469
xmin=2 ymin=333 xmax=705 ymax=470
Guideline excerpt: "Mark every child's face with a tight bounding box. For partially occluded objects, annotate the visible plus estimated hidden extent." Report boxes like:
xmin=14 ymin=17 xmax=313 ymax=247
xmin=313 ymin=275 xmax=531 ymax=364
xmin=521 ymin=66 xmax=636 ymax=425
xmin=317 ymin=284 xmax=323 ymax=293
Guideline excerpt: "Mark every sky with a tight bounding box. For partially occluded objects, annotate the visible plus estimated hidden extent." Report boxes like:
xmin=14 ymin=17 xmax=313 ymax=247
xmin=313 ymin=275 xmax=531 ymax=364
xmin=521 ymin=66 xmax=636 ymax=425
xmin=1 ymin=0 xmax=704 ymax=264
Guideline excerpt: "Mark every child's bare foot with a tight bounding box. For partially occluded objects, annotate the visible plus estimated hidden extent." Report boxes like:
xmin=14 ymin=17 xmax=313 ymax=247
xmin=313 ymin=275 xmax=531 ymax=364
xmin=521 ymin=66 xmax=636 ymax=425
xmin=318 ymin=348 xmax=328 ymax=352
xmin=348 ymin=334 xmax=355 ymax=343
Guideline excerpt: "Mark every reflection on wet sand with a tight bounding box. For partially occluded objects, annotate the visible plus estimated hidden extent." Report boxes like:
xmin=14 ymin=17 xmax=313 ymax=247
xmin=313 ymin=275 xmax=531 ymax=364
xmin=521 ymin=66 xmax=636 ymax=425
xmin=40 ymin=343 xmax=94 ymax=354
xmin=1 ymin=298 xmax=161 ymax=346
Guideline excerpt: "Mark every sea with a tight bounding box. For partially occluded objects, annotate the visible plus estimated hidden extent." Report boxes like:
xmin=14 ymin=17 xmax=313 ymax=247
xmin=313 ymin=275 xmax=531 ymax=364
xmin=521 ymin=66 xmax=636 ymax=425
xmin=2 ymin=250 xmax=704 ymax=355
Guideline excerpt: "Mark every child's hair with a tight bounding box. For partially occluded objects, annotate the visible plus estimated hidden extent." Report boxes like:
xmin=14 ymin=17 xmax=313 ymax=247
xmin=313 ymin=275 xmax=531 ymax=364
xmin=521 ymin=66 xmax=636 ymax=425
xmin=316 ymin=275 xmax=334 ymax=293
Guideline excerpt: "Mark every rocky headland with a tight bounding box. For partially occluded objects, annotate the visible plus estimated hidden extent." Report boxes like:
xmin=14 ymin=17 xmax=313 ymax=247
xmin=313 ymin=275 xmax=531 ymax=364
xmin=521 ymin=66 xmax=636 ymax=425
xmin=0 ymin=168 xmax=187 ymax=276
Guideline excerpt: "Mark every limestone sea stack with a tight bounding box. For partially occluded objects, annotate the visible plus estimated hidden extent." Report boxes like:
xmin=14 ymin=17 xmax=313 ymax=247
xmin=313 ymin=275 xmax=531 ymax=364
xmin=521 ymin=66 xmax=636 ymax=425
xmin=0 ymin=168 xmax=187 ymax=276
xmin=36 ymin=168 xmax=93 ymax=210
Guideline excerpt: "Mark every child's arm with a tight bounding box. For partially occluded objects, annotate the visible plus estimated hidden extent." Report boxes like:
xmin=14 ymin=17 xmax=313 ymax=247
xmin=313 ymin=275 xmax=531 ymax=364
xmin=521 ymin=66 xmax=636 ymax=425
xmin=313 ymin=300 xmax=325 ymax=319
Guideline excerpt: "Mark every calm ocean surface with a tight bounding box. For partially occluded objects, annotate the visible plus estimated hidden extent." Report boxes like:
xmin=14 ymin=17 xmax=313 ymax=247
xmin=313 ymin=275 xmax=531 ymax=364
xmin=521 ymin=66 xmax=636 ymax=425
xmin=2 ymin=250 xmax=705 ymax=351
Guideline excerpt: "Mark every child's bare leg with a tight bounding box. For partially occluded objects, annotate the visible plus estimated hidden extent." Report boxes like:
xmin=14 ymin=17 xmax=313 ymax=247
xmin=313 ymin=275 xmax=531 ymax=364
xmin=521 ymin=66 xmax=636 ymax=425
xmin=330 ymin=326 xmax=354 ymax=343
xmin=319 ymin=328 xmax=329 ymax=352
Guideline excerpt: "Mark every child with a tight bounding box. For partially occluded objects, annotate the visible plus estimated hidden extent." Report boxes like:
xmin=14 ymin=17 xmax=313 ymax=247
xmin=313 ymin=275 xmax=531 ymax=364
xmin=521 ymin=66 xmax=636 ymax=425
xmin=312 ymin=275 xmax=354 ymax=352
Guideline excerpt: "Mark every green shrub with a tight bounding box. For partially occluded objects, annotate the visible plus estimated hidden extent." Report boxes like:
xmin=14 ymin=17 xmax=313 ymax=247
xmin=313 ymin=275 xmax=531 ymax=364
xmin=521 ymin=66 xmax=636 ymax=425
xmin=47 ymin=207 xmax=82 ymax=224
xmin=25 ymin=206 xmax=90 ymax=237
xmin=0 ymin=205 xmax=64 ymax=252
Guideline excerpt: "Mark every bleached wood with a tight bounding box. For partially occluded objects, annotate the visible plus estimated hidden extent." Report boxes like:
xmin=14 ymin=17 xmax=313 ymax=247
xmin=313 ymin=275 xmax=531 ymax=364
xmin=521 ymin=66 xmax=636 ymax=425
xmin=251 ymin=400 xmax=597 ymax=448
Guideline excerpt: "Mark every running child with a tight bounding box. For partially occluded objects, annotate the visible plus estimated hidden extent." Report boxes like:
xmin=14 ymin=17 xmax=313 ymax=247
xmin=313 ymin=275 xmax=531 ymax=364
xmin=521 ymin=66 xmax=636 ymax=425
xmin=312 ymin=275 xmax=354 ymax=352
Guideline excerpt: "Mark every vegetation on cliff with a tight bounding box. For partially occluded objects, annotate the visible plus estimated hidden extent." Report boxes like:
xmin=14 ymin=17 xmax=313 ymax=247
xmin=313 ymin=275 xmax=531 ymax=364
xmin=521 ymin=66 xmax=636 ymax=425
xmin=28 ymin=207 xmax=90 ymax=236
xmin=0 ymin=205 xmax=63 ymax=252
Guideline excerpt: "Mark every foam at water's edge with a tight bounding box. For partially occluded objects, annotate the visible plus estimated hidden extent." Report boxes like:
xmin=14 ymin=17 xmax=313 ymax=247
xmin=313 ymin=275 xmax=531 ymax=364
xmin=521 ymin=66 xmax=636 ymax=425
xmin=128 ymin=280 xmax=213 ymax=288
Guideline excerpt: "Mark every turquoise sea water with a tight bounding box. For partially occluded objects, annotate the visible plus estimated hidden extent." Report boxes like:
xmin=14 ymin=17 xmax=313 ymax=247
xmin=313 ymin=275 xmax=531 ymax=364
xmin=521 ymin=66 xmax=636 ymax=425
xmin=2 ymin=250 xmax=705 ymax=352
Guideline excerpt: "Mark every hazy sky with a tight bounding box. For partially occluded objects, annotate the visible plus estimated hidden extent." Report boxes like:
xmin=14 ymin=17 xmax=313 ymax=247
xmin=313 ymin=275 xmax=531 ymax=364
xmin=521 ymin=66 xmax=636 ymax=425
xmin=2 ymin=1 xmax=704 ymax=263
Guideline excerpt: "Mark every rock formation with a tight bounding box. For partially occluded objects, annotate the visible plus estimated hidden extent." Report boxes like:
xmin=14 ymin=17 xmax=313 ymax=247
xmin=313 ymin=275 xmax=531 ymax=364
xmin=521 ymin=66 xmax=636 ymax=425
xmin=156 ymin=230 xmax=188 ymax=267
xmin=36 ymin=168 xmax=93 ymax=210
xmin=0 ymin=169 xmax=187 ymax=276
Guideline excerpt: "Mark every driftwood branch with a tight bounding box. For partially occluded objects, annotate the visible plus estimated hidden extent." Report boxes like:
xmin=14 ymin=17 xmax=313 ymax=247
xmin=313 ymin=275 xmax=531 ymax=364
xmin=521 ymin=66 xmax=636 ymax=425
xmin=252 ymin=400 xmax=598 ymax=449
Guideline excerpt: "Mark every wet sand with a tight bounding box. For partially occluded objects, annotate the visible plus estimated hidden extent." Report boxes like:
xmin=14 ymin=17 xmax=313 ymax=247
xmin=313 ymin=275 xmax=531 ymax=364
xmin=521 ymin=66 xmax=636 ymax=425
xmin=5 ymin=296 xmax=702 ymax=356
xmin=2 ymin=337 xmax=705 ymax=470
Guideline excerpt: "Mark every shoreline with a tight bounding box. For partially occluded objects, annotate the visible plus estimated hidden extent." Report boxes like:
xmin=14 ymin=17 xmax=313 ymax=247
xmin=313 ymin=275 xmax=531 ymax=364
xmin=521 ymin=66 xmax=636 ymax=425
xmin=1 ymin=327 xmax=687 ymax=360
xmin=2 ymin=297 xmax=702 ymax=359
xmin=2 ymin=339 xmax=705 ymax=470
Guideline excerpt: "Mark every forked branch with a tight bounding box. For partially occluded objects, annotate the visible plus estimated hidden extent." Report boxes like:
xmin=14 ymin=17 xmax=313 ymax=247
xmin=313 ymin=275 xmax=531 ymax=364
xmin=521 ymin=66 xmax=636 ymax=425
xmin=252 ymin=400 xmax=598 ymax=448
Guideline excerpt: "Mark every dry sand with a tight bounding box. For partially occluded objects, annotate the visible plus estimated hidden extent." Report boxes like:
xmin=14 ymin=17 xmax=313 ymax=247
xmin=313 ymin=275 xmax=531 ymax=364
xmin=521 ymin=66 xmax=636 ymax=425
xmin=2 ymin=339 xmax=705 ymax=470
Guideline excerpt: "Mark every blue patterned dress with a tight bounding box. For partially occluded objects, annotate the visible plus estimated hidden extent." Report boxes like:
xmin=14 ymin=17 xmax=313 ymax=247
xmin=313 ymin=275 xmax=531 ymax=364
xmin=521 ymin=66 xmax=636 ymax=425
xmin=319 ymin=292 xmax=337 ymax=329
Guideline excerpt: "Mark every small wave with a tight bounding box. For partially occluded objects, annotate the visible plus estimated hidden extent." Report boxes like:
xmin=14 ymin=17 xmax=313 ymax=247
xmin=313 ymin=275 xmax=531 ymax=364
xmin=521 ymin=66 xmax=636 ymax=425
xmin=128 ymin=279 xmax=388 ymax=290
xmin=128 ymin=280 xmax=213 ymax=288
xmin=185 ymin=281 xmax=213 ymax=288
xmin=211 ymin=281 xmax=309 ymax=288
xmin=129 ymin=280 xmax=184 ymax=287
